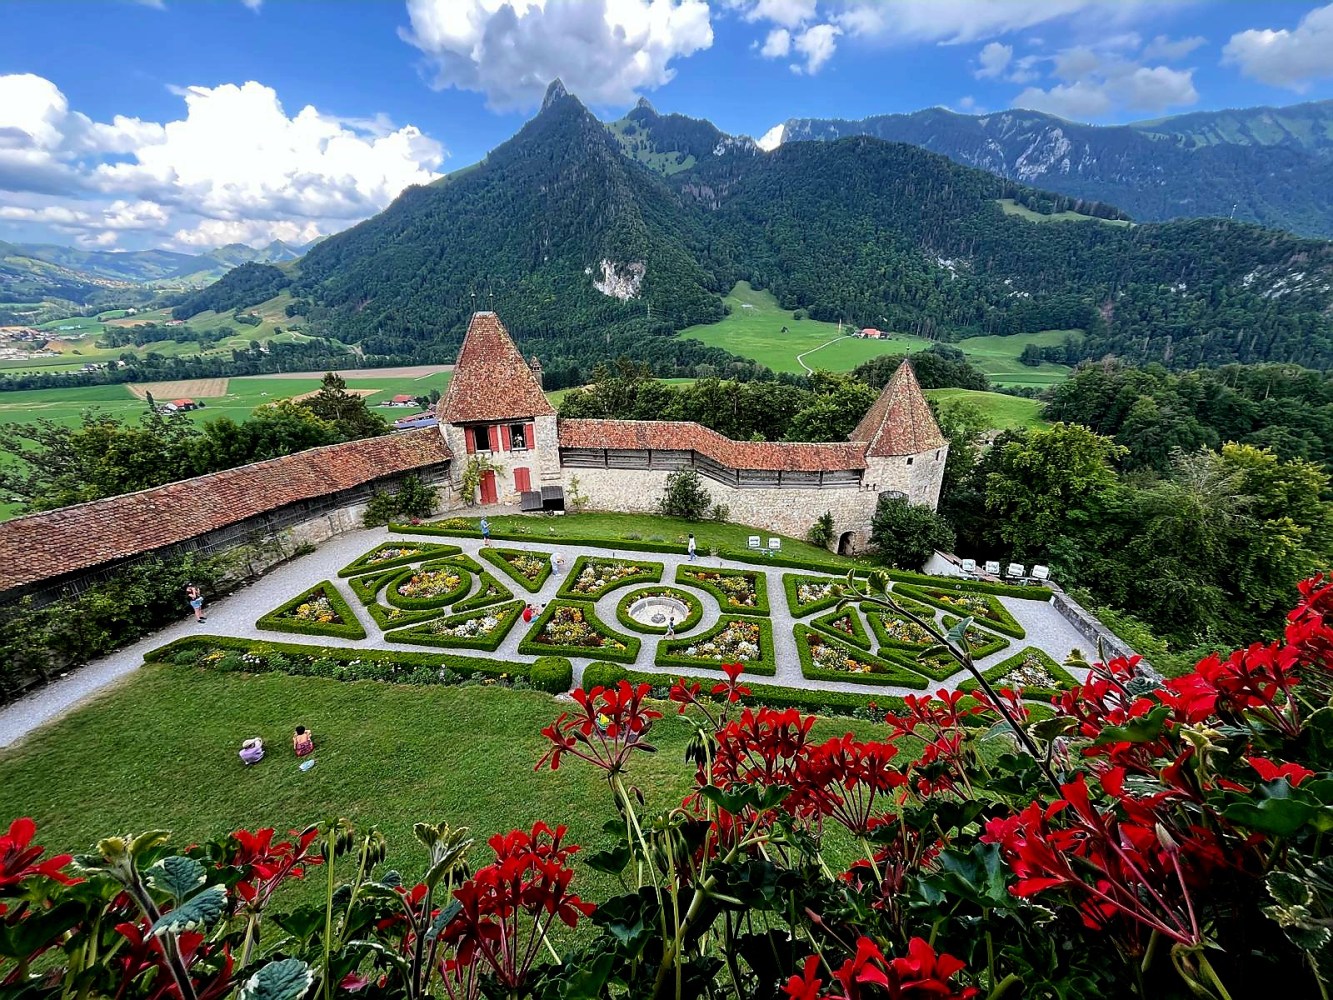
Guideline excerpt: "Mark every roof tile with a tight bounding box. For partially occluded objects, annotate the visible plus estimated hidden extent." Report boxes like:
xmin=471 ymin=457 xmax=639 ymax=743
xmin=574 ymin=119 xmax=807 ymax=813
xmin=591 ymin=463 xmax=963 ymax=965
xmin=848 ymin=360 xmax=946 ymax=455
xmin=438 ymin=312 xmax=555 ymax=423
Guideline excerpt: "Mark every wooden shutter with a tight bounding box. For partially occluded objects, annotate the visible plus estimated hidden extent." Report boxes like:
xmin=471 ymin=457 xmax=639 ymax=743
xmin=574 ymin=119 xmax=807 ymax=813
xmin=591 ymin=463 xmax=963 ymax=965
xmin=500 ymin=424 xmax=512 ymax=451
xmin=514 ymin=467 xmax=531 ymax=493
xmin=464 ymin=427 xmax=475 ymax=454
xmin=526 ymin=423 xmax=536 ymax=449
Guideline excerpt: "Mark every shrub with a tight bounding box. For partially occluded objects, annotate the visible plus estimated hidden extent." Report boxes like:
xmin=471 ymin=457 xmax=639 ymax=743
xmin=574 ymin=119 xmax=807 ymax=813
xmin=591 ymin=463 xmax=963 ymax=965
xmin=809 ymin=606 xmax=872 ymax=649
xmin=517 ymin=600 xmax=641 ymax=663
xmin=385 ymin=600 xmax=524 ymax=651
xmin=870 ymin=494 xmax=956 ymax=570
xmin=893 ymin=583 xmax=1027 ymax=639
xmin=956 ymin=646 xmax=1078 ymax=700
xmin=558 ymin=556 xmax=663 ymax=600
xmin=676 ymin=565 xmax=769 ymax=615
xmin=794 ymin=624 xmax=928 ymax=689
xmin=807 ymin=510 xmax=835 ymax=549
xmin=657 ymin=616 xmax=776 ymax=676
xmin=479 ymin=547 xmax=553 ymax=593
xmin=709 ymin=502 xmax=730 ymax=522
xmin=657 ymin=468 xmax=711 ymax=520
xmin=382 ymin=562 xmax=472 ymax=609
xmin=337 ymin=542 xmax=462 ymax=578
xmin=530 ymin=656 xmax=574 ymax=693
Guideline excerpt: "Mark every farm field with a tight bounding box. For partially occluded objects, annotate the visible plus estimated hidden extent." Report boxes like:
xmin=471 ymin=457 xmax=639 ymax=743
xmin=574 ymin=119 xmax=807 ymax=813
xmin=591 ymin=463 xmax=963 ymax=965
xmin=679 ymin=282 xmax=1080 ymax=385
xmin=925 ymin=388 xmax=1049 ymax=430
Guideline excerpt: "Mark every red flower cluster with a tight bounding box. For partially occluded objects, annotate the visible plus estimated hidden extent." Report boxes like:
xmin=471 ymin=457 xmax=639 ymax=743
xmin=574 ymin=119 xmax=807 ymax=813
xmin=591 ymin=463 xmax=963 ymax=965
xmin=801 ymin=734 xmax=905 ymax=837
xmin=1163 ymin=642 xmax=1302 ymax=736
xmin=0 ymin=817 xmax=77 ymax=892
xmin=784 ymin=937 xmax=977 ymax=999
xmin=227 ymin=826 xmax=322 ymax=908
xmin=883 ymin=691 xmax=983 ymax=797
xmin=670 ymin=661 xmax=750 ymax=719
xmin=537 ymin=681 xmax=661 ymax=773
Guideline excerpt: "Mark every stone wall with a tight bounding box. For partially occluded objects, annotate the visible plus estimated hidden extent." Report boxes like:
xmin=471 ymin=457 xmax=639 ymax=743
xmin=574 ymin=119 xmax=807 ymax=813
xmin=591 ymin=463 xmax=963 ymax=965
xmin=1048 ymin=585 xmax=1154 ymax=674
xmin=561 ymin=466 xmax=881 ymax=551
xmin=440 ymin=415 xmax=560 ymax=503
xmin=863 ymin=444 xmax=948 ymax=507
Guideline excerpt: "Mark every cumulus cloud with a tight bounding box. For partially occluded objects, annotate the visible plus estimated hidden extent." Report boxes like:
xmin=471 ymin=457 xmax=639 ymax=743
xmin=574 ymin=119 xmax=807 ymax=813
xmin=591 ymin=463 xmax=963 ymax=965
xmin=791 ymin=22 xmax=840 ymax=74
xmin=1223 ymin=3 xmax=1333 ymax=91
xmin=400 ymin=0 xmax=713 ymax=110
xmin=738 ymin=0 xmax=816 ymax=28
xmin=1142 ymin=34 xmax=1205 ymax=62
xmin=975 ymin=41 xmax=1012 ymax=79
xmin=0 ymin=74 xmax=445 ymax=249
xmin=760 ymin=27 xmax=791 ymax=58
xmin=831 ymin=0 xmax=1160 ymax=46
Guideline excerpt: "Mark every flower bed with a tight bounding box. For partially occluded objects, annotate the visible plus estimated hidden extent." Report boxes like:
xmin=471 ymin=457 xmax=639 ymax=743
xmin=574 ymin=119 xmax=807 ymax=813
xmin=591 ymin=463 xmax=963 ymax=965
xmin=337 ymin=542 xmax=462 ymax=577
xmin=894 ymin=583 xmax=1027 ymax=639
xmin=348 ymin=568 xmax=400 ymax=605
xmin=383 ymin=563 xmax=471 ymax=609
xmin=255 ymin=581 xmax=367 ymax=640
xmin=795 ymin=625 xmax=928 ymax=690
xmin=809 ymin=607 xmax=872 ymax=650
xmin=614 ymin=586 xmax=704 ymax=634
xmin=957 ymin=646 xmax=1079 ymax=700
xmin=557 ymin=556 xmax=662 ymax=600
xmin=940 ymin=615 xmax=1012 ymax=659
xmin=517 ymin=600 xmax=641 ymax=663
xmin=451 ymin=571 xmax=514 ymax=614
xmin=386 ymin=600 xmax=525 ymax=652
xmin=865 ymin=607 xmax=938 ymax=650
xmin=479 ymin=547 xmax=554 ymax=593
xmin=783 ymin=573 xmax=844 ymax=616
xmin=364 ymin=602 xmax=448 ymax=632
xmin=677 ymin=566 xmax=769 ymax=615
xmin=657 ymin=616 xmax=775 ymax=676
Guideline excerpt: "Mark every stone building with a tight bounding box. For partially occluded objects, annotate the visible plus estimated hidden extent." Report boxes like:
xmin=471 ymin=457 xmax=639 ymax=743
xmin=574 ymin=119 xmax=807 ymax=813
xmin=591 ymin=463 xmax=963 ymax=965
xmin=439 ymin=312 xmax=947 ymax=553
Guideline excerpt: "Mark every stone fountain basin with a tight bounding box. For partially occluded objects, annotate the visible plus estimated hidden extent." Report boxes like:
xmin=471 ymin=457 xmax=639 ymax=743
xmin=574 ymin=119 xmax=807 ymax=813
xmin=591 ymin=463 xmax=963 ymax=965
xmin=628 ymin=596 xmax=689 ymax=628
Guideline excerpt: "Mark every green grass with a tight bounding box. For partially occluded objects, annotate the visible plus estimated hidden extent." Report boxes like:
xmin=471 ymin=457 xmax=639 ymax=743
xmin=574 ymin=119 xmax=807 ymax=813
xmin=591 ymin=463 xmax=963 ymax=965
xmin=925 ymin=388 xmax=1049 ymax=430
xmin=0 ymin=663 xmax=880 ymax=897
xmin=679 ymin=281 xmax=1078 ymax=386
xmin=996 ymin=199 xmax=1132 ymax=226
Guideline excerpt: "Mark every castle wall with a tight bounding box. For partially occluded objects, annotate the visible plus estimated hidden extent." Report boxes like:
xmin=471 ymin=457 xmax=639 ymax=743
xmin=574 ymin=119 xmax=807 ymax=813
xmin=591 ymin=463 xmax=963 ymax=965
xmin=561 ymin=467 xmax=882 ymax=552
xmin=863 ymin=444 xmax=949 ymax=508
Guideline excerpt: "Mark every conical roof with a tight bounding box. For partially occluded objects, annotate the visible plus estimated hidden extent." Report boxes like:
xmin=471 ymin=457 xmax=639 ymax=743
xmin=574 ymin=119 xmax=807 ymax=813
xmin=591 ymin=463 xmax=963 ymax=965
xmin=438 ymin=312 xmax=555 ymax=424
xmin=849 ymin=360 xmax=946 ymax=456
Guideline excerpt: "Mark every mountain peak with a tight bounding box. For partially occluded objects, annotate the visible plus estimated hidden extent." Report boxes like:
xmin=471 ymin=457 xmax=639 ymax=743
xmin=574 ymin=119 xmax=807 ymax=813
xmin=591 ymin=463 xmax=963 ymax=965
xmin=541 ymin=78 xmax=568 ymax=112
xmin=635 ymin=96 xmax=656 ymax=114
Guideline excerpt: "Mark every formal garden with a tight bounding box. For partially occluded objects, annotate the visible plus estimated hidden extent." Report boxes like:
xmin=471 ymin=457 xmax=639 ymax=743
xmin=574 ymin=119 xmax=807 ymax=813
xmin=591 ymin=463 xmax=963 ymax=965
xmin=6 ymin=515 xmax=1329 ymax=997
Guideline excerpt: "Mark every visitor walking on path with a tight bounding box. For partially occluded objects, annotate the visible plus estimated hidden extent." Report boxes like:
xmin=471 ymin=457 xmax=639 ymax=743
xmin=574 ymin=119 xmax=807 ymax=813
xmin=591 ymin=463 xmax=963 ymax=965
xmin=480 ymin=517 xmax=491 ymax=546
xmin=666 ymin=617 xmax=675 ymax=638
xmin=552 ymin=554 xmax=564 ymax=575
xmin=185 ymin=583 xmax=206 ymax=623
xmin=687 ymin=534 xmax=697 ymax=562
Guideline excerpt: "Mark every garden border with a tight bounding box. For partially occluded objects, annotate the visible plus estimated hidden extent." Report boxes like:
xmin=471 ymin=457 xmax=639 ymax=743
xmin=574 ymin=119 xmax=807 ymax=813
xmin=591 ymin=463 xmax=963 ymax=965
xmin=556 ymin=555 xmax=664 ymax=601
xmin=795 ymin=624 xmax=928 ymax=690
xmin=894 ymin=584 xmax=1027 ymax=639
xmin=614 ymin=586 xmax=704 ymax=635
xmin=957 ymin=646 xmax=1079 ymax=701
xmin=675 ymin=565 xmax=769 ymax=616
xmin=517 ymin=599 xmax=641 ymax=663
xmin=382 ymin=562 xmax=473 ymax=610
xmin=783 ymin=573 xmax=846 ymax=617
xmin=385 ymin=599 xmax=526 ymax=652
xmin=337 ymin=542 xmax=462 ymax=578
xmin=809 ymin=607 xmax=872 ymax=650
xmin=656 ymin=616 xmax=776 ymax=676
xmin=862 ymin=604 xmax=939 ymax=652
xmin=451 ymin=571 xmax=514 ymax=614
xmin=255 ymin=580 xmax=368 ymax=640
xmin=479 ymin=546 xmax=554 ymax=593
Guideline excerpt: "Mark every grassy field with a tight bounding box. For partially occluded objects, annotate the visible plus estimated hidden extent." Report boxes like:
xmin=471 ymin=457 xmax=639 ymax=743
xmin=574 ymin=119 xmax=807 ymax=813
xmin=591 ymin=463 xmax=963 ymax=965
xmin=0 ymin=664 xmax=877 ymax=898
xmin=679 ymin=282 xmax=1079 ymax=386
xmin=925 ymin=388 xmax=1049 ymax=430
xmin=996 ymin=199 xmax=1133 ymax=226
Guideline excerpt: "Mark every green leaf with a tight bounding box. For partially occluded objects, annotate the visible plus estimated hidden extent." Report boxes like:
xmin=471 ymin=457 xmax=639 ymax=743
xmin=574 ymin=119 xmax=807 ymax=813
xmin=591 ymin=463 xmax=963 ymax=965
xmin=698 ymin=784 xmax=761 ymax=815
xmin=238 ymin=959 xmax=314 ymax=1000
xmin=945 ymin=616 xmax=974 ymax=646
xmin=148 ymin=856 xmax=206 ymax=901
xmin=272 ymin=904 xmax=325 ymax=942
xmin=1268 ymin=870 xmax=1314 ymax=908
xmin=150 ymin=884 xmax=227 ymax=936
xmin=584 ymin=844 xmax=632 ymax=875
xmin=558 ymin=950 xmax=615 ymax=1000
xmin=1092 ymin=705 xmax=1172 ymax=746
xmin=129 ymin=830 xmax=173 ymax=859
xmin=1031 ymin=716 xmax=1078 ymax=744
xmin=425 ymin=900 xmax=461 ymax=944
xmin=1224 ymin=798 xmax=1317 ymax=838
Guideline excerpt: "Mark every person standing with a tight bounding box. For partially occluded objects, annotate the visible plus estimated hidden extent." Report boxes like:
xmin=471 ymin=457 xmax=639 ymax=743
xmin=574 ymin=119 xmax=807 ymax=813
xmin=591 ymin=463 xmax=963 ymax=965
xmin=687 ymin=534 xmax=696 ymax=562
xmin=552 ymin=553 xmax=565 ymax=575
xmin=480 ymin=517 xmax=491 ymax=546
xmin=665 ymin=616 xmax=675 ymax=638
xmin=185 ymin=583 xmax=206 ymax=623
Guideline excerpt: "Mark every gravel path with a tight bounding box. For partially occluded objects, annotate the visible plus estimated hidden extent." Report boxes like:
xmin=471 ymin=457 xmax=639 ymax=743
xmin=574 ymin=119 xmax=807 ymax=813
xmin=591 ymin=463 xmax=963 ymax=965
xmin=0 ymin=529 xmax=1091 ymax=748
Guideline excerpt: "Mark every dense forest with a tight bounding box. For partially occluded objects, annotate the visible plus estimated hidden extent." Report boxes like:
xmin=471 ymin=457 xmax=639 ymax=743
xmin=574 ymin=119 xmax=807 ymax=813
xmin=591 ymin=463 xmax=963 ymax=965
xmin=171 ymin=262 xmax=291 ymax=320
xmin=278 ymin=86 xmax=1333 ymax=381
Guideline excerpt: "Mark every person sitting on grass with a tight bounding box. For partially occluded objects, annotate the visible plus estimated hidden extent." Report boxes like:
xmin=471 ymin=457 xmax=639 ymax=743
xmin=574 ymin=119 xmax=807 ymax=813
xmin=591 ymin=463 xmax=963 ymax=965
xmin=239 ymin=737 xmax=264 ymax=766
xmin=293 ymin=726 xmax=314 ymax=757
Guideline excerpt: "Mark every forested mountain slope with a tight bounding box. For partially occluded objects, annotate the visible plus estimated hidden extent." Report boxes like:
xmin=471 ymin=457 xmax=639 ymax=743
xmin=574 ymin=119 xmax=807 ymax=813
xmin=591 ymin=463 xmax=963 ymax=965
xmin=769 ymin=102 xmax=1333 ymax=238
xmin=279 ymin=85 xmax=1333 ymax=380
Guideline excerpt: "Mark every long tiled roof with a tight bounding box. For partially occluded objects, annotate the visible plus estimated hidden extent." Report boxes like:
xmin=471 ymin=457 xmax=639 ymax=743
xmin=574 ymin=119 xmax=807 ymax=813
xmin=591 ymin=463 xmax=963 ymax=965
xmin=0 ymin=429 xmax=451 ymax=594
xmin=559 ymin=419 xmax=867 ymax=472
xmin=438 ymin=312 xmax=555 ymax=423
xmin=848 ymin=360 xmax=946 ymax=456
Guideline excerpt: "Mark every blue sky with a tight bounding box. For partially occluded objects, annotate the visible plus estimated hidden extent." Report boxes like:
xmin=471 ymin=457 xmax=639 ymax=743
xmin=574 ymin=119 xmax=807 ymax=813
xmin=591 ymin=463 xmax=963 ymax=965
xmin=2 ymin=0 xmax=1332 ymax=252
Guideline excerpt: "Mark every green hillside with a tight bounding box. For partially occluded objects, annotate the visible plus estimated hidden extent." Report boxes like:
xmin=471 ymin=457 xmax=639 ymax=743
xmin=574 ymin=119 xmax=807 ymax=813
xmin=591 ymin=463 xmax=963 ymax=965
xmin=925 ymin=388 xmax=1048 ymax=430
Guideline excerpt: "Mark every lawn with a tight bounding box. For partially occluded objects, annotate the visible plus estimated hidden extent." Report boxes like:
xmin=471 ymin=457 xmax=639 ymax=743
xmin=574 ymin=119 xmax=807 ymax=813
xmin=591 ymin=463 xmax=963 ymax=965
xmin=0 ymin=663 xmax=878 ymax=899
xmin=996 ymin=199 xmax=1133 ymax=227
xmin=678 ymin=281 xmax=1079 ymax=386
xmin=925 ymin=388 xmax=1050 ymax=431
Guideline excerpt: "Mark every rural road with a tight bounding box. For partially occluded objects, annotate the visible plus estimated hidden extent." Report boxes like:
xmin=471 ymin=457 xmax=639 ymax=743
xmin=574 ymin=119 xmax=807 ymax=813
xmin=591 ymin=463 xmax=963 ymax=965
xmin=795 ymin=336 xmax=850 ymax=374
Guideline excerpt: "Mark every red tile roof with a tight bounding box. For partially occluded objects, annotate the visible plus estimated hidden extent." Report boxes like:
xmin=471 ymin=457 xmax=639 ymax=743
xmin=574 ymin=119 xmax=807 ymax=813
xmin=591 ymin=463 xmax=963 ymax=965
xmin=438 ymin=312 xmax=555 ymax=423
xmin=848 ymin=360 xmax=946 ymax=456
xmin=0 ymin=429 xmax=451 ymax=594
xmin=559 ymin=419 xmax=866 ymax=473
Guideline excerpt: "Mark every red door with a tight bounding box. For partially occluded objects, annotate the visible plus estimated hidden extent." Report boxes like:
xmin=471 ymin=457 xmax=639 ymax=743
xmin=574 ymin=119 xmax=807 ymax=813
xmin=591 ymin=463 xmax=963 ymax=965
xmin=514 ymin=467 xmax=531 ymax=493
xmin=479 ymin=470 xmax=497 ymax=505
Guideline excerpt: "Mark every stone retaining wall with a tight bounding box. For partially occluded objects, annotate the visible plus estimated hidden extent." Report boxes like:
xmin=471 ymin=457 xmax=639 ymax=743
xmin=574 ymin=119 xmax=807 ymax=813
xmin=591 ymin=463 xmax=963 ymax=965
xmin=1048 ymin=585 xmax=1154 ymax=674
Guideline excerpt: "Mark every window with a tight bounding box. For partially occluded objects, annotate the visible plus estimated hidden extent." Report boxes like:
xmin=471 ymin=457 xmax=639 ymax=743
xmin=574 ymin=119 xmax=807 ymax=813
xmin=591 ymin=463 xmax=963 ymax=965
xmin=935 ymin=450 xmax=940 ymax=460
xmin=906 ymin=456 xmax=914 ymax=466
xmin=473 ymin=425 xmax=492 ymax=451
xmin=509 ymin=423 xmax=528 ymax=450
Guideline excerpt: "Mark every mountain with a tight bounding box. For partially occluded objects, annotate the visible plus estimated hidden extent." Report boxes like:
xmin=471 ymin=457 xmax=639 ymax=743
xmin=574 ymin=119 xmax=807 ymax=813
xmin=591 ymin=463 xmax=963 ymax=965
xmin=279 ymin=86 xmax=1333 ymax=379
xmin=763 ymin=101 xmax=1333 ymax=238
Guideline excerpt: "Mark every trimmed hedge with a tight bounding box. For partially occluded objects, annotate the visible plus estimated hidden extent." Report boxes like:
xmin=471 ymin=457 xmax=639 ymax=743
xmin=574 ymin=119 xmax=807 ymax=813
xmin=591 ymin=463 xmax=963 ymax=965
xmin=894 ymin=584 xmax=1027 ymax=640
xmin=796 ymin=625 xmax=928 ymax=690
xmin=385 ymin=600 xmax=525 ymax=651
xmin=531 ymin=656 xmax=574 ymax=694
xmin=452 ymin=572 xmax=514 ymax=614
xmin=809 ymin=607 xmax=872 ymax=650
xmin=255 ymin=581 xmax=367 ymax=640
xmin=657 ymin=616 xmax=776 ymax=676
xmin=863 ymin=605 xmax=938 ymax=651
xmin=146 ymin=634 xmax=530 ymax=685
xmin=365 ymin=602 xmax=449 ymax=632
xmin=676 ymin=565 xmax=769 ymax=616
xmin=941 ymin=615 xmax=1012 ymax=660
xmin=557 ymin=556 xmax=663 ymax=601
xmin=382 ymin=562 xmax=473 ymax=610
xmin=957 ymin=647 xmax=1079 ymax=701
xmin=892 ymin=574 xmax=1052 ymax=602
xmin=480 ymin=547 xmax=554 ymax=593
xmin=337 ymin=542 xmax=462 ymax=578
xmin=783 ymin=573 xmax=846 ymax=617
xmin=517 ymin=600 xmax=641 ymax=663
xmin=349 ymin=568 xmax=399 ymax=605
xmin=615 ymin=586 xmax=703 ymax=635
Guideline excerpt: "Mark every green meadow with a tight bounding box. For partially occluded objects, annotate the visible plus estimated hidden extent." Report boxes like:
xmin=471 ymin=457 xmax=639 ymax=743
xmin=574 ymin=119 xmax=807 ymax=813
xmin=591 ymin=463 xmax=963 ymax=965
xmin=996 ymin=198 xmax=1133 ymax=226
xmin=925 ymin=388 xmax=1049 ymax=431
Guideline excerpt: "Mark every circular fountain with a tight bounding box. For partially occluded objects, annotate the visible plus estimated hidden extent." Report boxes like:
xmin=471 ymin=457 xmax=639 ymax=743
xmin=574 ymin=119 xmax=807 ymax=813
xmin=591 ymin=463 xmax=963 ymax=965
xmin=628 ymin=595 xmax=690 ymax=628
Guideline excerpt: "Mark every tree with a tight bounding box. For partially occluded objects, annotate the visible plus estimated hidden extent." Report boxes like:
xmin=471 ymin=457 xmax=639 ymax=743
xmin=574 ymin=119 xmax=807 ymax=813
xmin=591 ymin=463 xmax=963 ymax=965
xmin=300 ymin=373 xmax=389 ymax=440
xmin=807 ymin=510 xmax=835 ymax=548
xmin=931 ymin=399 xmax=988 ymax=508
xmin=870 ymin=494 xmax=956 ymax=570
xmin=657 ymin=469 xmax=711 ymax=521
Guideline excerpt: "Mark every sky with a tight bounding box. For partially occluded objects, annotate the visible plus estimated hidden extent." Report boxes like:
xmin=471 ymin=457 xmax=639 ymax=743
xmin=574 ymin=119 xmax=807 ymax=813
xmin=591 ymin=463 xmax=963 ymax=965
xmin=2 ymin=0 xmax=1332 ymax=253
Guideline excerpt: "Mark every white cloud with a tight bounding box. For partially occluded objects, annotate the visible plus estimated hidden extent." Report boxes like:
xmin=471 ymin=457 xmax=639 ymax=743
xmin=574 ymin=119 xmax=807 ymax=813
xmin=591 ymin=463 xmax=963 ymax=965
xmin=956 ymin=95 xmax=984 ymax=113
xmin=1142 ymin=34 xmax=1205 ymax=61
xmin=791 ymin=22 xmax=840 ymax=74
xmin=1015 ymin=80 xmax=1113 ymax=118
xmin=400 ymin=0 xmax=713 ymax=110
xmin=975 ymin=41 xmax=1012 ymax=79
xmin=239 ymin=0 xmax=263 ymax=9
xmin=760 ymin=27 xmax=791 ymax=58
xmin=1223 ymin=3 xmax=1333 ymax=91
xmin=739 ymin=0 xmax=816 ymax=28
xmin=832 ymin=0 xmax=1160 ymax=46
xmin=0 ymin=74 xmax=445 ymax=250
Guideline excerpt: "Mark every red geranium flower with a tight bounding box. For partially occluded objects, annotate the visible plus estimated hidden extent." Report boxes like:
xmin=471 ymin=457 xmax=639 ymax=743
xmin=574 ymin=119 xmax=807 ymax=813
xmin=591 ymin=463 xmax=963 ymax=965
xmin=0 ymin=817 xmax=78 ymax=891
xmin=1247 ymin=756 xmax=1315 ymax=787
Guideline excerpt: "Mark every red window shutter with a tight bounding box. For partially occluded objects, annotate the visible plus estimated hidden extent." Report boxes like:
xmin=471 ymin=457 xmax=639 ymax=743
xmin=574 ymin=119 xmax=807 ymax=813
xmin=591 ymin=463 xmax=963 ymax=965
xmin=464 ymin=427 xmax=475 ymax=454
xmin=500 ymin=424 xmax=511 ymax=451
xmin=526 ymin=423 xmax=536 ymax=448
xmin=515 ymin=467 xmax=531 ymax=492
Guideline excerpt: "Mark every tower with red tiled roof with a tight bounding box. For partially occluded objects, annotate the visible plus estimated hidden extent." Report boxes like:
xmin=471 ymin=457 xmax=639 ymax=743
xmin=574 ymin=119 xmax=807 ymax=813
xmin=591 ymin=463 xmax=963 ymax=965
xmin=848 ymin=360 xmax=949 ymax=508
xmin=438 ymin=312 xmax=559 ymax=504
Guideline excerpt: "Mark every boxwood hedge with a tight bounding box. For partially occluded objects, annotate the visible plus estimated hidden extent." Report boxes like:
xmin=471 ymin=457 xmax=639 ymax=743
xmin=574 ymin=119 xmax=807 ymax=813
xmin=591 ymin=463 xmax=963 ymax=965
xmin=940 ymin=615 xmax=1012 ymax=660
xmin=364 ymin=602 xmax=448 ymax=633
xmin=808 ymin=607 xmax=872 ymax=650
xmin=337 ymin=542 xmax=462 ymax=577
xmin=382 ymin=562 xmax=473 ymax=610
xmin=480 ymin=547 xmax=554 ymax=593
xmin=385 ymin=599 xmax=525 ymax=651
xmin=530 ymin=656 xmax=574 ymax=694
xmin=795 ymin=625 xmax=928 ymax=690
xmin=676 ymin=565 xmax=769 ymax=616
xmin=614 ymin=586 xmax=704 ymax=634
xmin=863 ymin=605 xmax=938 ymax=651
xmin=893 ymin=584 xmax=1027 ymax=640
xmin=348 ymin=568 xmax=398 ymax=605
xmin=451 ymin=571 xmax=514 ymax=614
xmin=557 ymin=555 xmax=663 ymax=601
xmin=783 ymin=574 xmax=846 ymax=617
xmin=255 ymin=581 xmax=367 ymax=640
xmin=517 ymin=599 xmax=641 ymax=663
xmin=657 ymin=616 xmax=776 ymax=676
xmin=957 ymin=646 xmax=1079 ymax=701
